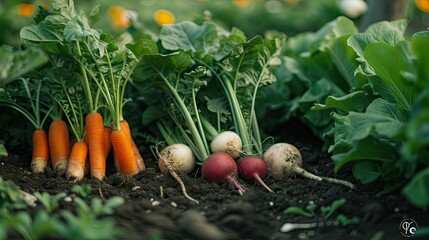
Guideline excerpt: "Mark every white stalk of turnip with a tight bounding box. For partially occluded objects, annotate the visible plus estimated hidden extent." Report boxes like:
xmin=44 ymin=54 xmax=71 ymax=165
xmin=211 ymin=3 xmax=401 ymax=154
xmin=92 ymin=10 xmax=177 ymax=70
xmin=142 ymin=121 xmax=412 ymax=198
xmin=210 ymin=131 xmax=243 ymax=159
xmin=263 ymin=143 xmax=355 ymax=189
xmin=158 ymin=143 xmax=199 ymax=204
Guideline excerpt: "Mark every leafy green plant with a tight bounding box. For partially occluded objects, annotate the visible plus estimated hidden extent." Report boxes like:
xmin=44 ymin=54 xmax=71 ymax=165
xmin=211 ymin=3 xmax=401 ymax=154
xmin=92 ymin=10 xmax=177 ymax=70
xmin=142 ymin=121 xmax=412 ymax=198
xmin=284 ymin=198 xmax=359 ymax=225
xmin=0 ymin=177 xmax=30 ymax=210
xmin=284 ymin=202 xmax=317 ymax=218
xmin=336 ymin=214 xmax=360 ymax=226
xmin=314 ymin=21 xmax=429 ymax=209
xmin=0 ymin=177 xmax=124 ymax=240
xmin=263 ymin=15 xmax=429 ymax=209
xmin=320 ymin=198 xmax=346 ymax=220
xmin=34 ymin=192 xmax=67 ymax=213
xmin=71 ymin=184 xmax=92 ymax=199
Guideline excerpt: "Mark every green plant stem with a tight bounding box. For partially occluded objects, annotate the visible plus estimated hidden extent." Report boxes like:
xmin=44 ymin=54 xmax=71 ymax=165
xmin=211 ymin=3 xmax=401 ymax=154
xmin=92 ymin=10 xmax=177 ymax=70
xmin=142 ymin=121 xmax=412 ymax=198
xmin=223 ymin=78 xmax=251 ymax=154
xmin=160 ymin=73 xmax=209 ymax=161
xmin=75 ymin=41 xmax=94 ymax=113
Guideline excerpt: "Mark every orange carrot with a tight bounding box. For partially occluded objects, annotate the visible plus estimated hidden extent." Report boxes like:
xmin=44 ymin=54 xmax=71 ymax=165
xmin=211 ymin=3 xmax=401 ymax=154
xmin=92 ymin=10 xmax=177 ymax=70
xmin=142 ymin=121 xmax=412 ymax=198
xmin=85 ymin=112 xmax=106 ymax=181
xmin=111 ymin=128 xmax=139 ymax=176
xmin=66 ymin=141 xmax=88 ymax=182
xmin=31 ymin=129 xmax=49 ymax=173
xmin=48 ymin=119 xmax=70 ymax=175
xmin=119 ymin=120 xmax=146 ymax=171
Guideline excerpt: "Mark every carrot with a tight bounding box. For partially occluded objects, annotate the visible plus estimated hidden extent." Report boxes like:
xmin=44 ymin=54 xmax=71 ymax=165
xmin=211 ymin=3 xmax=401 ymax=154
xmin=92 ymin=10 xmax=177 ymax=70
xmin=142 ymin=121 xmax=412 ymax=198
xmin=48 ymin=119 xmax=70 ymax=175
xmin=31 ymin=129 xmax=49 ymax=173
xmin=111 ymin=128 xmax=139 ymax=176
xmin=85 ymin=112 xmax=106 ymax=181
xmin=66 ymin=141 xmax=88 ymax=182
xmin=119 ymin=120 xmax=146 ymax=171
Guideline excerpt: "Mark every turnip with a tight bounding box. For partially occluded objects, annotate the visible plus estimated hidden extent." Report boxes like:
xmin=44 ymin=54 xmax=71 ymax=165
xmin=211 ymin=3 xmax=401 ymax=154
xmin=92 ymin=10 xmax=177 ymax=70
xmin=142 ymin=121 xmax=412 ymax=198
xmin=237 ymin=155 xmax=273 ymax=192
xmin=158 ymin=143 xmax=196 ymax=174
xmin=158 ymin=143 xmax=199 ymax=203
xmin=202 ymin=152 xmax=246 ymax=195
xmin=263 ymin=143 xmax=355 ymax=189
xmin=210 ymin=131 xmax=243 ymax=159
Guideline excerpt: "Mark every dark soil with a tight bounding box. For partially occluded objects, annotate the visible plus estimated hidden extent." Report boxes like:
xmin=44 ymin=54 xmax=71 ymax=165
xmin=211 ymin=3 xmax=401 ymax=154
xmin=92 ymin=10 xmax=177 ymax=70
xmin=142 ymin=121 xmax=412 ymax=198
xmin=1 ymin=120 xmax=428 ymax=240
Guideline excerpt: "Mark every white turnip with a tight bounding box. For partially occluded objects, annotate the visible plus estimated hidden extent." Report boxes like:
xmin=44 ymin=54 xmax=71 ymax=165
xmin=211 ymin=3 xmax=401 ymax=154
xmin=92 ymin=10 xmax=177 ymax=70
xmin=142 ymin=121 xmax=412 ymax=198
xmin=237 ymin=155 xmax=273 ymax=192
xmin=158 ymin=143 xmax=198 ymax=203
xmin=263 ymin=143 xmax=355 ymax=189
xmin=202 ymin=152 xmax=246 ymax=195
xmin=210 ymin=131 xmax=243 ymax=159
xmin=158 ymin=143 xmax=196 ymax=174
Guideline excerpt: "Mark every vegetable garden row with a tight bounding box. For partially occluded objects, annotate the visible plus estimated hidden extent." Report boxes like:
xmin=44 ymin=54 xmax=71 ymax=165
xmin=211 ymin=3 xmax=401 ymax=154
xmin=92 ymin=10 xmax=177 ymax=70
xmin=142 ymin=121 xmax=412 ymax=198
xmin=1 ymin=0 xmax=428 ymax=220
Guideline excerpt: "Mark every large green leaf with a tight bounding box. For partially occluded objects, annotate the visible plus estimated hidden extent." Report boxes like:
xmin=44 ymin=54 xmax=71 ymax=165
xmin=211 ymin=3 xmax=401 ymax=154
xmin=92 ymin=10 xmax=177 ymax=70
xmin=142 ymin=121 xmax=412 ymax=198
xmin=352 ymin=161 xmax=381 ymax=184
xmin=326 ymin=35 xmax=359 ymax=88
xmin=134 ymin=52 xmax=193 ymax=88
xmin=332 ymin=135 xmax=397 ymax=172
xmin=312 ymin=91 xmax=370 ymax=113
xmin=402 ymin=167 xmax=429 ymax=209
xmin=412 ymin=37 xmax=429 ymax=88
xmin=160 ymin=21 xmax=219 ymax=55
xmin=347 ymin=19 xmax=408 ymax=64
xmin=364 ymin=42 xmax=415 ymax=111
xmin=0 ymin=46 xmax=48 ymax=87
xmin=310 ymin=16 xmax=357 ymax=52
xmin=159 ymin=21 xmax=247 ymax=61
xmin=332 ymin=98 xmax=406 ymax=144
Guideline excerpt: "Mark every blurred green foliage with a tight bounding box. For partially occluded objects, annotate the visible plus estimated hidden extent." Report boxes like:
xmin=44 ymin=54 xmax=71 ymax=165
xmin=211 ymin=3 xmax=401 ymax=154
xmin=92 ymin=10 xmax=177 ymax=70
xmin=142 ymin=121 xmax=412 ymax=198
xmin=0 ymin=0 xmax=342 ymax=47
xmin=2 ymin=0 xmax=428 ymax=48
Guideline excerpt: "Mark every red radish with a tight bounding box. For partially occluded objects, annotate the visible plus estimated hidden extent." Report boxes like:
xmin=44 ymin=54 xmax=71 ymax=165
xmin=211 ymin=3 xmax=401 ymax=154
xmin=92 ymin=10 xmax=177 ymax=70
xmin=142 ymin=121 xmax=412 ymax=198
xmin=237 ymin=156 xmax=273 ymax=192
xmin=264 ymin=143 xmax=355 ymax=189
xmin=210 ymin=131 xmax=243 ymax=159
xmin=202 ymin=152 xmax=245 ymax=195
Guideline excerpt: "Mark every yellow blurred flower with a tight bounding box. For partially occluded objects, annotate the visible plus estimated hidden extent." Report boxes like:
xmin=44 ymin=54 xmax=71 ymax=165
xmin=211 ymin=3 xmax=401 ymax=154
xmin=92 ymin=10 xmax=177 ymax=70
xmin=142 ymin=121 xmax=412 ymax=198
xmin=416 ymin=0 xmax=429 ymax=13
xmin=17 ymin=3 xmax=35 ymax=17
xmin=108 ymin=6 xmax=131 ymax=29
xmin=154 ymin=9 xmax=175 ymax=25
xmin=284 ymin=0 xmax=300 ymax=4
xmin=233 ymin=0 xmax=251 ymax=8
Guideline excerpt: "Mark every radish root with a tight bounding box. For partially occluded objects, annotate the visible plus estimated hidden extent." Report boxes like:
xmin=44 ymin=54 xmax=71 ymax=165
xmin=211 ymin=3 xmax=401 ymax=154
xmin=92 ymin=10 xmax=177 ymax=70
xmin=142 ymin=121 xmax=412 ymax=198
xmin=253 ymin=174 xmax=273 ymax=192
xmin=165 ymin=160 xmax=199 ymax=204
xmin=226 ymin=176 xmax=245 ymax=195
xmin=293 ymin=166 xmax=355 ymax=189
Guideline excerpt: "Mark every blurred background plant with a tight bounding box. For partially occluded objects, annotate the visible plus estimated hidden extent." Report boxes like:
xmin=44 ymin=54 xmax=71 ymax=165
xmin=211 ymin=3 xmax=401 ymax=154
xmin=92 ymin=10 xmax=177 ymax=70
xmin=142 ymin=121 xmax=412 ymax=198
xmin=1 ymin=0 xmax=428 ymax=47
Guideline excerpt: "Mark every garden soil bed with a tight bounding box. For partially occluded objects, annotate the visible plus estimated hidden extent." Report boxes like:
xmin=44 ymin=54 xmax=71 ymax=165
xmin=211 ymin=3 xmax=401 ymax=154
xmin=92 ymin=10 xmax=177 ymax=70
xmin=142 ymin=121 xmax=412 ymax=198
xmin=1 ymin=120 xmax=428 ymax=240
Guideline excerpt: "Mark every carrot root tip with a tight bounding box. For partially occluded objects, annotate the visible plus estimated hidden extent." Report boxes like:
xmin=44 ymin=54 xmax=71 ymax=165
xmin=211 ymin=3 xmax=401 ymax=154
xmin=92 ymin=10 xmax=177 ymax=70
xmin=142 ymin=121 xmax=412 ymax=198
xmin=31 ymin=159 xmax=47 ymax=173
xmin=54 ymin=160 xmax=68 ymax=175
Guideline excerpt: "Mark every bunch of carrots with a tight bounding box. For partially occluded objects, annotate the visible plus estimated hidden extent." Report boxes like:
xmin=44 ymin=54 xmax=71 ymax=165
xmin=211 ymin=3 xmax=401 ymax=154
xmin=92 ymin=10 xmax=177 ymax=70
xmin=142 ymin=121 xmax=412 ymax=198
xmin=11 ymin=0 xmax=149 ymax=182
xmin=31 ymin=115 xmax=145 ymax=182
